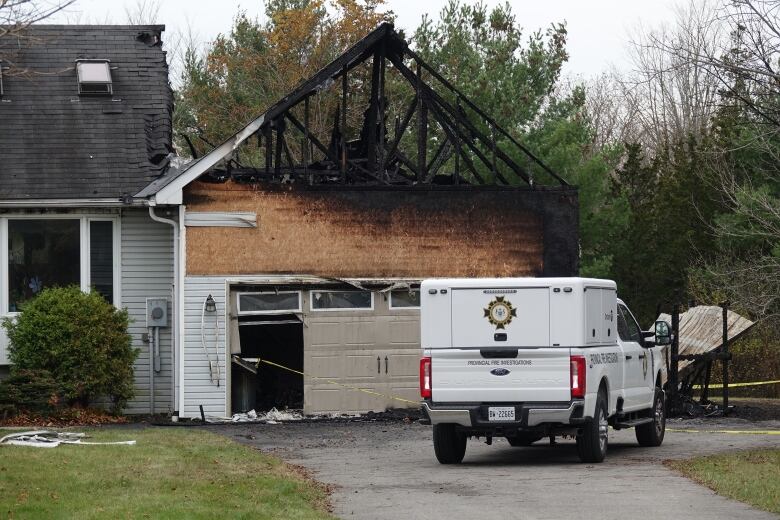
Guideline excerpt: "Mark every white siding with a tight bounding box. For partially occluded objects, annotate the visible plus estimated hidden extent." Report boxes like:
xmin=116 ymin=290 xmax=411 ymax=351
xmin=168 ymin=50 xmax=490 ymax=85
xmin=121 ymin=209 xmax=175 ymax=414
xmin=182 ymin=276 xmax=227 ymax=418
xmin=0 ymin=209 xmax=175 ymax=414
xmin=0 ymin=328 xmax=8 ymax=365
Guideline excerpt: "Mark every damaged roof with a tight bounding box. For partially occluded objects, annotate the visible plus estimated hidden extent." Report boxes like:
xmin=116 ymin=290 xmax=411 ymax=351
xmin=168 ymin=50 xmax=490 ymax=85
xmin=138 ymin=22 xmax=567 ymax=205
xmin=0 ymin=25 xmax=173 ymax=201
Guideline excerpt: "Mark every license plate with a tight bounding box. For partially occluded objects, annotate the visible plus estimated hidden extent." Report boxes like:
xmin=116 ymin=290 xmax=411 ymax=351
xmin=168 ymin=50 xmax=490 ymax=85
xmin=488 ymin=407 xmax=515 ymax=421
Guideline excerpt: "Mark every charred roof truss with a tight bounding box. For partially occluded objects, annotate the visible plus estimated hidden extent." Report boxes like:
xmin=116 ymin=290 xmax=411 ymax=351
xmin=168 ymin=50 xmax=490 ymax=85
xmin=184 ymin=23 xmax=567 ymax=188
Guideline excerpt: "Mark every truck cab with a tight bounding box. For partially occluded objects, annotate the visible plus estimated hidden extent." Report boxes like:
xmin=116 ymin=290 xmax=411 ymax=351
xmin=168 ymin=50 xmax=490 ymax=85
xmin=419 ymin=277 xmax=669 ymax=464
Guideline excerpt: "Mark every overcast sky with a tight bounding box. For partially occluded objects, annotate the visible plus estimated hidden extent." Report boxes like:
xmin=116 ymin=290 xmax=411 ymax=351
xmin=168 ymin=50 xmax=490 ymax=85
xmin=57 ymin=0 xmax=681 ymax=79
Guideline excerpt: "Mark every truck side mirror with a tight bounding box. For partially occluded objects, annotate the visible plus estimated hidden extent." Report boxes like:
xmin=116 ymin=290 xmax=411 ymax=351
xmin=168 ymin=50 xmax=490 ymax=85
xmin=654 ymin=320 xmax=672 ymax=346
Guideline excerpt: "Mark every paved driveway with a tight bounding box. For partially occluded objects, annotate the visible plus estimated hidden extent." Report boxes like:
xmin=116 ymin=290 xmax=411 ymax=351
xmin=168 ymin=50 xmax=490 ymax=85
xmin=212 ymin=418 xmax=780 ymax=520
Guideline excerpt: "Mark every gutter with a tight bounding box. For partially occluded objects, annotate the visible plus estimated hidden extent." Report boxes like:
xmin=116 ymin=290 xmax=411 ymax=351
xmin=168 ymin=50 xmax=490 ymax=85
xmin=0 ymin=198 xmax=148 ymax=208
xmin=148 ymin=206 xmax=180 ymax=418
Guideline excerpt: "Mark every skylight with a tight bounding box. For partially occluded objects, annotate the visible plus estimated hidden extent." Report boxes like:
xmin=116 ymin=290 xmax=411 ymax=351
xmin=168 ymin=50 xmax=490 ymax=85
xmin=76 ymin=60 xmax=113 ymax=95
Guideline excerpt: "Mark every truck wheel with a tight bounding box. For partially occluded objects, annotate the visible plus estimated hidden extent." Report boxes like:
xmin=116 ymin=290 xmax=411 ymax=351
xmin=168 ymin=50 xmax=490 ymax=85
xmin=576 ymin=392 xmax=608 ymax=463
xmin=433 ymin=424 xmax=467 ymax=464
xmin=636 ymin=388 xmax=665 ymax=447
xmin=507 ymin=434 xmax=543 ymax=447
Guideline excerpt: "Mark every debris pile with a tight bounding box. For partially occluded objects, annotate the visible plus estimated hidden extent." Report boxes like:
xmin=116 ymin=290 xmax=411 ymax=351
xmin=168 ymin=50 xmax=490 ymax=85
xmin=230 ymin=408 xmax=304 ymax=424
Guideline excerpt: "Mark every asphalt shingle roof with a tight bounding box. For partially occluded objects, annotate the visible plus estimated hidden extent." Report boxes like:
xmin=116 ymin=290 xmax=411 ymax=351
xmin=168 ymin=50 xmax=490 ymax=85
xmin=0 ymin=25 xmax=173 ymax=200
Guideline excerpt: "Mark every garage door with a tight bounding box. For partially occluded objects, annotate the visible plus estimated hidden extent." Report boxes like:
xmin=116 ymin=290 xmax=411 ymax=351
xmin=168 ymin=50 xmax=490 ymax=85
xmin=303 ymin=289 xmax=420 ymax=414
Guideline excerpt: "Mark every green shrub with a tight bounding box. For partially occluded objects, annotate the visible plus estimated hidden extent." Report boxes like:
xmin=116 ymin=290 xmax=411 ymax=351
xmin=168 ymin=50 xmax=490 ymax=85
xmin=1 ymin=286 xmax=138 ymax=412
xmin=0 ymin=368 xmax=61 ymax=415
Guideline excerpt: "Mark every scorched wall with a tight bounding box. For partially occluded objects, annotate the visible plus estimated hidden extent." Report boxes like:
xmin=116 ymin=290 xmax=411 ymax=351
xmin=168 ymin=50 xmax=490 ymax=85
xmin=183 ymin=182 xmax=578 ymax=278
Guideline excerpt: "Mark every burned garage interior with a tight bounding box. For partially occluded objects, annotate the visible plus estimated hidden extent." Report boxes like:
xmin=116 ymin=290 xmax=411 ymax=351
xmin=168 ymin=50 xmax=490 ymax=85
xmin=159 ymin=22 xmax=580 ymax=417
xmin=231 ymin=288 xmax=305 ymax=412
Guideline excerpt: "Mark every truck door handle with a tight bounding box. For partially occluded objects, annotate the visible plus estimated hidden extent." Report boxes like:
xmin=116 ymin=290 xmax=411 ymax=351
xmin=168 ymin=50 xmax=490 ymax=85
xmin=384 ymin=356 xmax=389 ymax=374
xmin=638 ymin=353 xmax=646 ymax=359
xmin=377 ymin=356 xmax=381 ymax=374
xmin=625 ymin=355 xmax=633 ymax=360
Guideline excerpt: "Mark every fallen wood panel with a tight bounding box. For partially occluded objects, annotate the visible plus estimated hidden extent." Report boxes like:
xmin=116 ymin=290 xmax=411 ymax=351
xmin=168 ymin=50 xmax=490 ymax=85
xmin=658 ymin=306 xmax=755 ymax=378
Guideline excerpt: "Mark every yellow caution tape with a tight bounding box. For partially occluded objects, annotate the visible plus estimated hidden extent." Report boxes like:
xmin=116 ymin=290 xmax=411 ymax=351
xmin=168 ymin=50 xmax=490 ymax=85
xmin=668 ymin=428 xmax=780 ymax=435
xmin=692 ymin=379 xmax=780 ymax=389
xmin=256 ymin=358 xmax=419 ymax=405
xmin=256 ymin=358 xmax=779 ymax=414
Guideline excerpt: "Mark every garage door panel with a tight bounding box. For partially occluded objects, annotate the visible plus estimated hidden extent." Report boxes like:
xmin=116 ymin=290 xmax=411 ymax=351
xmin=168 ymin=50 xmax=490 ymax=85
xmin=387 ymin=350 xmax=420 ymax=378
xmin=303 ymin=303 xmax=421 ymax=414
xmin=343 ymin=319 xmax=378 ymax=345
xmin=388 ymin=383 xmax=420 ymax=407
xmin=344 ymin=352 xmax=381 ymax=379
xmin=306 ymin=353 xmax=343 ymax=379
xmin=346 ymin=386 xmax=386 ymax=412
xmin=389 ymin=319 xmax=420 ymax=345
xmin=306 ymin=320 xmax=343 ymax=346
xmin=304 ymin=386 xmax=341 ymax=412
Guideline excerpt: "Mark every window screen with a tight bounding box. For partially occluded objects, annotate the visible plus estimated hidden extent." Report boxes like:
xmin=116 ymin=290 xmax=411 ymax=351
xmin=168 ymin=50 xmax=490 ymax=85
xmin=238 ymin=292 xmax=300 ymax=314
xmin=8 ymin=220 xmax=80 ymax=311
xmin=390 ymin=289 xmax=420 ymax=308
xmin=90 ymin=221 xmax=114 ymax=303
xmin=311 ymin=290 xmax=372 ymax=310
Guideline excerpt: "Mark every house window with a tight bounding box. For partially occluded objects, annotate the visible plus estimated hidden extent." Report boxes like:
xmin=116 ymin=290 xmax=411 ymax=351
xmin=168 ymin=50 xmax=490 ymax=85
xmin=7 ymin=220 xmax=80 ymax=312
xmin=76 ymin=60 xmax=113 ymax=95
xmin=2 ymin=216 xmax=119 ymax=314
xmin=237 ymin=291 xmax=301 ymax=314
xmin=389 ymin=288 xmax=420 ymax=309
xmin=310 ymin=290 xmax=373 ymax=311
xmin=89 ymin=221 xmax=114 ymax=303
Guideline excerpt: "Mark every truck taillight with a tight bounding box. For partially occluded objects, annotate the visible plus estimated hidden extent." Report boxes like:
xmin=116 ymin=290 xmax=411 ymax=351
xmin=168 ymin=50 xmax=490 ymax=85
xmin=420 ymin=357 xmax=432 ymax=399
xmin=570 ymin=355 xmax=586 ymax=399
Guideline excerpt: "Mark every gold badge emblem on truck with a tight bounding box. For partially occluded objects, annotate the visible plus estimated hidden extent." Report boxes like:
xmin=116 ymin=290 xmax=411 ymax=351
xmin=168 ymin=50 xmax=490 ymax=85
xmin=484 ymin=296 xmax=517 ymax=329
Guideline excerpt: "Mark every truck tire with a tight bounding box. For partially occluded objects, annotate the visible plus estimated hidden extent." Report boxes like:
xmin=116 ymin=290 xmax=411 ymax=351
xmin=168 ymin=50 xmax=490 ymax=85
xmin=433 ymin=424 xmax=467 ymax=464
xmin=507 ymin=434 xmax=543 ymax=447
xmin=636 ymin=388 xmax=665 ymax=447
xmin=576 ymin=392 xmax=608 ymax=463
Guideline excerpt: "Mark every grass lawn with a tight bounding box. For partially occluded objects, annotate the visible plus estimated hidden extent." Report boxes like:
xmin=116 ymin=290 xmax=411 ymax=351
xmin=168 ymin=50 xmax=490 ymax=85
xmin=0 ymin=427 xmax=334 ymax=519
xmin=666 ymin=449 xmax=780 ymax=514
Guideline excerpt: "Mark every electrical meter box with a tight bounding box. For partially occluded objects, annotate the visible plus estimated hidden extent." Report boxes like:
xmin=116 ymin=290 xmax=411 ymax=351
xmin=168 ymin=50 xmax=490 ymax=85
xmin=146 ymin=298 xmax=168 ymax=327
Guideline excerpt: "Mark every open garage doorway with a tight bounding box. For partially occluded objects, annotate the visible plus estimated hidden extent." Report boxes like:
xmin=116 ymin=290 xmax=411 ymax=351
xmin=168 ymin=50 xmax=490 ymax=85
xmin=230 ymin=290 xmax=304 ymax=413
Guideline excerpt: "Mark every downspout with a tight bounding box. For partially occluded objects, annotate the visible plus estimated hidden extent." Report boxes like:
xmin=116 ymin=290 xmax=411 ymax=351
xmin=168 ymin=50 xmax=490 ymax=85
xmin=178 ymin=206 xmax=186 ymax=416
xmin=148 ymin=206 xmax=179 ymax=418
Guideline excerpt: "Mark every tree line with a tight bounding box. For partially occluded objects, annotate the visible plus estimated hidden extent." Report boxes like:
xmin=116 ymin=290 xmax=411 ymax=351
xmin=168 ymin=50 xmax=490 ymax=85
xmin=2 ymin=0 xmax=777 ymax=334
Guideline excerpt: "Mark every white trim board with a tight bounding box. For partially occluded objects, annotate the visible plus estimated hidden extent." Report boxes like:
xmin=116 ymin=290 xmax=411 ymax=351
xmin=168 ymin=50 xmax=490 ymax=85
xmin=146 ymin=116 xmax=266 ymax=206
xmin=184 ymin=212 xmax=257 ymax=228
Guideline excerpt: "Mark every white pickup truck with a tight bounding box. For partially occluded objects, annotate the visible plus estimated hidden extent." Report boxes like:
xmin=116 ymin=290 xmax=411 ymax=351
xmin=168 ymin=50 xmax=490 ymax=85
xmin=419 ymin=277 xmax=672 ymax=464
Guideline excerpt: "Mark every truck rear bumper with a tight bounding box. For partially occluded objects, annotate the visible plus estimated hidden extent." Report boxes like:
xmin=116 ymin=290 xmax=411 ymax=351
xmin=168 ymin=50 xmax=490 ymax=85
xmin=421 ymin=400 xmax=585 ymax=429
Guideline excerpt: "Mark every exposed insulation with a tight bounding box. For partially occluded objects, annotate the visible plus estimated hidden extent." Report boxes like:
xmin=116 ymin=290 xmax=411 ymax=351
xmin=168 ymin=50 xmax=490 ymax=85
xmin=184 ymin=181 xmax=578 ymax=278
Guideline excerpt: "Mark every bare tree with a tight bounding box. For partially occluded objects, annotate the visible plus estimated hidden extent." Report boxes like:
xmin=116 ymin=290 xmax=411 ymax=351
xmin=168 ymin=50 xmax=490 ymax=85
xmin=616 ymin=0 xmax=724 ymax=153
xmin=679 ymin=0 xmax=780 ymax=320
xmin=124 ymin=0 xmax=161 ymax=26
xmin=585 ymin=71 xmax=636 ymax=150
xmin=663 ymin=0 xmax=780 ymax=129
xmin=0 ymin=0 xmax=76 ymax=74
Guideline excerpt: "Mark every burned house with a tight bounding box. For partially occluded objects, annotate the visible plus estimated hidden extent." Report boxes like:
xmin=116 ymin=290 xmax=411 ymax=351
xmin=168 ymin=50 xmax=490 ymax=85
xmin=137 ymin=23 xmax=578 ymax=417
xmin=1 ymin=22 xmax=577 ymax=418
